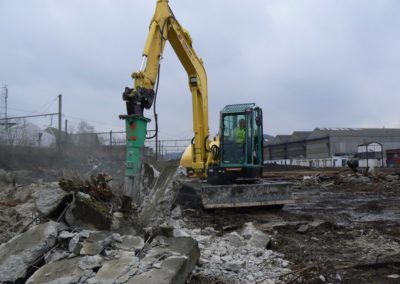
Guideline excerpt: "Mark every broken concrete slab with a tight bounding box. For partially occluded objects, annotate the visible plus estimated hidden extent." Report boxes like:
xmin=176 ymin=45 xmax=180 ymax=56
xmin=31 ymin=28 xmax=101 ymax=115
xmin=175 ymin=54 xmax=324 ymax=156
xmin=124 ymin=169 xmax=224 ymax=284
xmin=242 ymin=222 xmax=271 ymax=249
xmin=249 ymin=231 xmax=271 ymax=249
xmin=86 ymin=231 xmax=112 ymax=242
xmin=115 ymin=235 xmax=145 ymax=252
xmin=160 ymin=236 xmax=200 ymax=260
xmin=80 ymin=241 xmax=103 ymax=256
xmin=93 ymin=251 xmax=139 ymax=284
xmin=69 ymin=234 xmax=81 ymax=253
xmin=32 ymin=183 xmax=71 ymax=217
xmin=0 ymin=221 xmax=59 ymax=282
xmin=65 ymin=192 xmax=112 ymax=230
xmin=224 ymin=231 xmax=245 ymax=248
xmin=79 ymin=231 xmax=117 ymax=255
xmin=58 ymin=230 xmax=76 ymax=240
xmin=26 ymin=257 xmax=91 ymax=284
xmin=297 ymin=224 xmax=310 ymax=234
xmin=173 ymin=228 xmax=191 ymax=237
xmin=129 ymin=236 xmax=199 ymax=284
xmin=78 ymin=229 xmax=91 ymax=239
xmin=45 ymin=250 xmax=70 ymax=264
xmin=78 ymin=255 xmax=103 ymax=270
xmin=101 ymin=233 xmax=123 ymax=248
xmin=128 ymin=256 xmax=189 ymax=284
xmin=138 ymin=163 xmax=180 ymax=227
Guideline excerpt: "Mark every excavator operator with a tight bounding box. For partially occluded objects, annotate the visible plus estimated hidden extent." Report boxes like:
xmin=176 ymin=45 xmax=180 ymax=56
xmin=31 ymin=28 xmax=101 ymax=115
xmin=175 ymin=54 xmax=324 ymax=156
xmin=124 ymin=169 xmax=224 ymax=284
xmin=235 ymin=119 xmax=246 ymax=144
xmin=228 ymin=118 xmax=246 ymax=163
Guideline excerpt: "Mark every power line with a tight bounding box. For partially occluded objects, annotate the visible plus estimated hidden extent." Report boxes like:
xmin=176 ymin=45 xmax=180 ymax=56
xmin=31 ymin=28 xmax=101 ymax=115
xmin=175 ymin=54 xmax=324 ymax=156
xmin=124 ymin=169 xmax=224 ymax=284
xmin=64 ymin=115 xmax=123 ymax=129
xmin=6 ymin=96 xmax=59 ymax=117
xmin=31 ymin=96 xmax=59 ymax=114
xmin=0 ymin=113 xmax=58 ymax=121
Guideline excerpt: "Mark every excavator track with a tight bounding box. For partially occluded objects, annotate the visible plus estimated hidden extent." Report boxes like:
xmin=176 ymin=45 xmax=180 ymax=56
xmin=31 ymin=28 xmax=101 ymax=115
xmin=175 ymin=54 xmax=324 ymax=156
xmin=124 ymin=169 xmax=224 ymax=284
xmin=177 ymin=179 xmax=294 ymax=209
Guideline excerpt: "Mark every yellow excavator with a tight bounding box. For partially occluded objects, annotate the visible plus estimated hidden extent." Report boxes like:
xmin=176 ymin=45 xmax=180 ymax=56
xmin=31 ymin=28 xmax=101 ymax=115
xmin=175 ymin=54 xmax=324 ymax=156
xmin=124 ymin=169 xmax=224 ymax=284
xmin=121 ymin=0 xmax=292 ymax=209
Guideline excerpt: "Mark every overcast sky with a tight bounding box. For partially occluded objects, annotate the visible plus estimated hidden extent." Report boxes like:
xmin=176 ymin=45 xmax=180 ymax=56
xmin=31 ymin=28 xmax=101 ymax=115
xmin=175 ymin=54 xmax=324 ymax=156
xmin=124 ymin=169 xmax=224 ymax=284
xmin=1 ymin=0 xmax=399 ymax=139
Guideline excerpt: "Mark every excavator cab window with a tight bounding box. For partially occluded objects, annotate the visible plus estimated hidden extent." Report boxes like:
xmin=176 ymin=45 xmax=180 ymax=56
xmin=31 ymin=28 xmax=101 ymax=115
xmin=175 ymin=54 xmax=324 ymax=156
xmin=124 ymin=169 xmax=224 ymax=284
xmin=220 ymin=106 xmax=263 ymax=167
xmin=221 ymin=113 xmax=250 ymax=165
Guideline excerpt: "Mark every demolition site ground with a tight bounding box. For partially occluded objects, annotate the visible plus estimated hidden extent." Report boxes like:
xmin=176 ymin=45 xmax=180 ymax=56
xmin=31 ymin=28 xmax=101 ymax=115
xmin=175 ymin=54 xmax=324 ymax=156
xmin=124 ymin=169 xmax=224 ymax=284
xmin=1 ymin=147 xmax=400 ymax=283
xmin=184 ymin=169 xmax=400 ymax=283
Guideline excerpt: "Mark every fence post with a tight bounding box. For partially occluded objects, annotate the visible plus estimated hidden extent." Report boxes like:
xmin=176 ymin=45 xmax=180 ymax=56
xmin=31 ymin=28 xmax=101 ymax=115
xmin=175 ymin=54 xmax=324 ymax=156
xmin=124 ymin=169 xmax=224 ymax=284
xmin=57 ymin=94 xmax=62 ymax=153
xmin=109 ymin=130 xmax=113 ymax=149
xmin=155 ymin=138 xmax=158 ymax=161
xmin=64 ymin=119 xmax=68 ymax=145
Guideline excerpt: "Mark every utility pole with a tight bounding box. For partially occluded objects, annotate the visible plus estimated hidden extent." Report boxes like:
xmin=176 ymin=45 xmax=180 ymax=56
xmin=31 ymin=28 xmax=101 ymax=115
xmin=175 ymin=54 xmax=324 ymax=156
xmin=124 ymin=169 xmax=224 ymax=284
xmin=58 ymin=94 xmax=62 ymax=152
xmin=1 ymin=85 xmax=8 ymax=130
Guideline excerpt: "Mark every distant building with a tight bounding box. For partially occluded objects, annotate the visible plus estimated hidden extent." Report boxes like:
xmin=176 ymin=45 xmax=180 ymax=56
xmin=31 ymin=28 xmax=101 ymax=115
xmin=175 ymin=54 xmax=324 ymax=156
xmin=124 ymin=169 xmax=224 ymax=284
xmin=1 ymin=122 xmax=55 ymax=147
xmin=263 ymin=134 xmax=275 ymax=143
xmin=45 ymin=127 xmax=101 ymax=147
xmin=44 ymin=127 xmax=67 ymax=142
xmin=69 ymin=133 xmax=100 ymax=147
xmin=357 ymin=142 xmax=383 ymax=168
xmin=265 ymin=128 xmax=400 ymax=167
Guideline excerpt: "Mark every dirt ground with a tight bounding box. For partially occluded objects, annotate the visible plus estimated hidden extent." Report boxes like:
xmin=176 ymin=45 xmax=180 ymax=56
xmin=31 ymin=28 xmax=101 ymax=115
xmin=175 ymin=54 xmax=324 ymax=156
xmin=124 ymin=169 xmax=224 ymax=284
xmin=2 ymin=156 xmax=400 ymax=283
xmin=183 ymin=169 xmax=400 ymax=283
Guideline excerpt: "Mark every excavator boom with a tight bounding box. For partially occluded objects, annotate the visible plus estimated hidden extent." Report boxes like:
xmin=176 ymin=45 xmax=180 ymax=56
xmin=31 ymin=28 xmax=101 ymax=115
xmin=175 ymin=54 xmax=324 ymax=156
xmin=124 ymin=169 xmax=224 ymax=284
xmin=121 ymin=0 xmax=210 ymax=203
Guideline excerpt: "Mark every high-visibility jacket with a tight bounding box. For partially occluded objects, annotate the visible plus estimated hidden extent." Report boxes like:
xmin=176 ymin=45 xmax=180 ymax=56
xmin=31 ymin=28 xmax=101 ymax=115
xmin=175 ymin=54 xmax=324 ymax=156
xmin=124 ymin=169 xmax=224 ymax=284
xmin=235 ymin=128 xmax=246 ymax=144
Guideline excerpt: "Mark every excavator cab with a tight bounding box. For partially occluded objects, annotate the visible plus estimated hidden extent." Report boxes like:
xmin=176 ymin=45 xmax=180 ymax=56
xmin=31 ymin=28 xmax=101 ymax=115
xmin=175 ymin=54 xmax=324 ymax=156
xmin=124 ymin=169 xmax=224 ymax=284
xmin=200 ymin=103 xmax=293 ymax=208
xmin=207 ymin=103 xmax=264 ymax=184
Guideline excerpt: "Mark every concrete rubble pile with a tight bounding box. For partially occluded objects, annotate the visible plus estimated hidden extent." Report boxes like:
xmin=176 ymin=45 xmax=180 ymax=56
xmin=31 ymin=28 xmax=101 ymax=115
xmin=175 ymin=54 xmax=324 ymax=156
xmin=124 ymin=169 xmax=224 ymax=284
xmin=0 ymin=178 xmax=70 ymax=243
xmin=0 ymin=166 xmax=294 ymax=284
xmin=167 ymin=209 xmax=291 ymax=283
xmin=0 ymin=219 xmax=199 ymax=284
xmin=0 ymin=168 xmax=199 ymax=284
xmin=135 ymin=166 xmax=292 ymax=282
xmin=299 ymin=170 xmax=400 ymax=188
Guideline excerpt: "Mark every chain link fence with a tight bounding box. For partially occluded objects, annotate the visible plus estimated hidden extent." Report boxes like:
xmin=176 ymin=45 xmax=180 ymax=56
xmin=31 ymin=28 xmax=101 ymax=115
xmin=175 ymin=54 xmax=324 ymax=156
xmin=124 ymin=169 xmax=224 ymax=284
xmin=0 ymin=119 xmax=191 ymax=161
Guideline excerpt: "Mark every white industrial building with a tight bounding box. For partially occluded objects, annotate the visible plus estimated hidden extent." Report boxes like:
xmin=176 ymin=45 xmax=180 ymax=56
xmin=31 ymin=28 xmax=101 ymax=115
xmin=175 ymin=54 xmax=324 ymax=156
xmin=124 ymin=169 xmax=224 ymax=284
xmin=264 ymin=128 xmax=400 ymax=167
xmin=357 ymin=142 xmax=383 ymax=168
xmin=0 ymin=122 xmax=55 ymax=147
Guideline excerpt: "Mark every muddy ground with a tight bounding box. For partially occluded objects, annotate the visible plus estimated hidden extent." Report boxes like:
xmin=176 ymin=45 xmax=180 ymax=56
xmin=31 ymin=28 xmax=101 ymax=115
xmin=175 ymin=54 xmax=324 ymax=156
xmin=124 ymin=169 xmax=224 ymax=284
xmin=183 ymin=169 xmax=400 ymax=283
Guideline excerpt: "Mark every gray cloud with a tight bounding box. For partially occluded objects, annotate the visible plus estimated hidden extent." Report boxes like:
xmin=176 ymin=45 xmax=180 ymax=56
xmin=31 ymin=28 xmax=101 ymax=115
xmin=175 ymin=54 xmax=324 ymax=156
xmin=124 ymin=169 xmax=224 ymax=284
xmin=1 ymin=0 xmax=399 ymax=138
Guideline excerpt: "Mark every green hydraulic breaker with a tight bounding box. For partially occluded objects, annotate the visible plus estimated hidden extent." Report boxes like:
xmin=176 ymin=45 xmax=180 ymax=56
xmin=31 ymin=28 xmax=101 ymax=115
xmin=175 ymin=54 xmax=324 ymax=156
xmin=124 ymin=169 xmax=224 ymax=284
xmin=119 ymin=114 xmax=150 ymax=207
xmin=121 ymin=114 xmax=150 ymax=177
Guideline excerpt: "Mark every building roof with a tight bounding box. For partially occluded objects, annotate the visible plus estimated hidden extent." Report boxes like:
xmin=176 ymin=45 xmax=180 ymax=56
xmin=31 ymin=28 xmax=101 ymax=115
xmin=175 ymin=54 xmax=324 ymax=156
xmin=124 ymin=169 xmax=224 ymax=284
xmin=44 ymin=127 xmax=67 ymax=138
xmin=266 ymin=131 xmax=311 ymax=145
xmin=358 ymin=141 xmax=383 ymax=146
xmin=272 ymin=135 xmax=292 ymax=144
xmin=309 ymin=128 xmax=400 ymax=139
xmin=290 ymin=131 xmax=312 ymax=141
xmin=263 ymin=134 xmax=275 ymax=142
xmin=266 ymin=128 xmax=400 ymax=146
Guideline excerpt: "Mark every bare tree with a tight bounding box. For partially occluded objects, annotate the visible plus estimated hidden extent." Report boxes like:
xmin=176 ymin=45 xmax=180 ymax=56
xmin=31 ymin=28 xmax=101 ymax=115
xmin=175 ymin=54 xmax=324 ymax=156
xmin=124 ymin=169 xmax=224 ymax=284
xmin=75 ymin=121 xmax=99 ymax=146
xmin=77 ymin=121 xmax=95 ymax=133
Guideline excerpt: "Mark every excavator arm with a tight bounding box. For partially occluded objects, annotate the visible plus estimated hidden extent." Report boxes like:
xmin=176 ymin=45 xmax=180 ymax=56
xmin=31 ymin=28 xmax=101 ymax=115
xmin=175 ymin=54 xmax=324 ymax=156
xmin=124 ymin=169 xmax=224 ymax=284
xmin=121 ymin=0 xmax=210 ymax=203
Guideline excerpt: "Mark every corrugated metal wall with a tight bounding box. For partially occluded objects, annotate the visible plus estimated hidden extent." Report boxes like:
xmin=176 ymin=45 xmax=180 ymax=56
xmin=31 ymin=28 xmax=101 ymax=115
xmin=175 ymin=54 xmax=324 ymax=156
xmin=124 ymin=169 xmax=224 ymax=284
xmin=265 ymin=129 xmax=400 ymax=162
